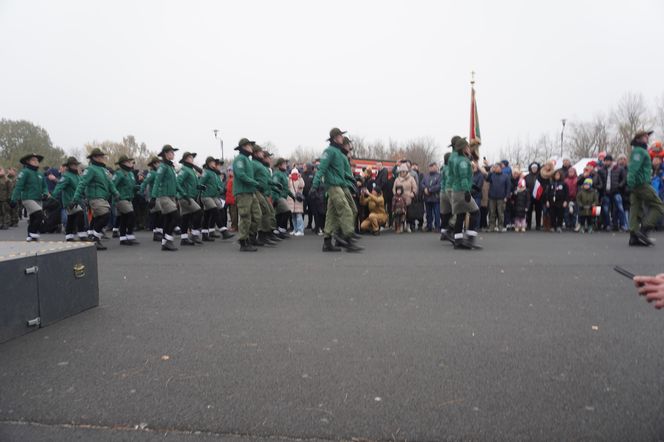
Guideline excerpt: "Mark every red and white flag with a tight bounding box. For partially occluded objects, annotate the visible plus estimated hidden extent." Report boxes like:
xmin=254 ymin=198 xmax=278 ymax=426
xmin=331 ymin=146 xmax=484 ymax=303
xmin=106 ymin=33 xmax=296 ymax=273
xmin=532 ymin=180 xmax=543 ymax=200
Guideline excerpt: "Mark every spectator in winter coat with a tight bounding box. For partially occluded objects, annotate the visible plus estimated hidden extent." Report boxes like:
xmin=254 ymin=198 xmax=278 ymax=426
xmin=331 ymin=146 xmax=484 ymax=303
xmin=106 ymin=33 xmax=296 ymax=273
xmin=649 ymin=141 xmax=664 ymax=161
xmin=505 ymin=167 xmax=522 ymax=229
xmin=513 ymin=178 xmax=530 ymax=232
xmin=563 ymin=167 xmax=579 ymax=230
xmin=360 ymin=188 xmax=388 ymax=235
xmin=420 ymin=162 xmax=441 ymax=231
xmin=577 ymin=178 xmax=599 ymax=233
xmin=287 ymin=168 xmax=305 ymax=236
xmin=652 ymin=156 xmax=664 ymax=202
xmin=501 ymin=160 xmax=512 ymax=176
xmin=225 ymin=168 xmax=237 ymax=231
xmin=487 ymin=163 xmax=511 ymax=232
xmin=471 ymin=162 xmax=486 ymax=230
xmin=525 ymin=162 xmax=543 ymax=230
xmin=545 ymin=170 xmax=569 ymax=232
xmin=598 ymin=154 xmax=627 ymax=231
xmin=302 ymin=163 xmax=316 ymax=230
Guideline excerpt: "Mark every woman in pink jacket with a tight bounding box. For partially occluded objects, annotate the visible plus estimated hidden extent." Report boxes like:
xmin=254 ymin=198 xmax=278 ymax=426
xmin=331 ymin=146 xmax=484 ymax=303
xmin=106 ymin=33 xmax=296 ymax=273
xmin=392 ymin=164 xmax=418 ymax=231
xmin=288 ymin=168 xmax=305 ymax=236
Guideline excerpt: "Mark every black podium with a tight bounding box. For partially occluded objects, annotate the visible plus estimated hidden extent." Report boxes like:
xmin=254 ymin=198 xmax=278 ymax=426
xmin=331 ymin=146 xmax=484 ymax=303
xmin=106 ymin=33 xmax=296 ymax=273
xmin=0 ymin=241 xmax=99 ymax=344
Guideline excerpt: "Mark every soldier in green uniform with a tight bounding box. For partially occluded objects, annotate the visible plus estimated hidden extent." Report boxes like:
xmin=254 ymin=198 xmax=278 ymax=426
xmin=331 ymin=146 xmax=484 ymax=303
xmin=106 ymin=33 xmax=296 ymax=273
xmin=449 ymin=137 xmax=481 ymax=250
xmin=311 ymin=128 xmax=362 ymax=252
xmin=199 ymin=156 xmax=223 ymax=242
xmin=232 ymin=138 xmax=262 ymax=252
xmin=211 ymin=158 xmax=235 ymax=240
xmin=177 ymin=151 xmax=205 ymax=246
xmin=112 ymin=155 xmax=140 ymax=246
xmin=10 ymin=153 xmax=49 ymax=242
xmin=71 ymin=148 xmax=120 ymax=250
xmin=251 ymin=145 xmax=279 ymax=245
xmin=151 ymin=144 xmax=183 ymax=251
xmin=51 ymin=157 xmax=87 ymax=241
xmin=140 ymin=156 xmax=164 ymax=242
xmin=440 ymin=137 xmax=459 ymax=243
xmin=272 ymin=158 xmax=294 ymax=238
xmin=0 ymin=167 xmax=12 ymax=229
xmin=627 ymin=130 xmax=664 ymax=246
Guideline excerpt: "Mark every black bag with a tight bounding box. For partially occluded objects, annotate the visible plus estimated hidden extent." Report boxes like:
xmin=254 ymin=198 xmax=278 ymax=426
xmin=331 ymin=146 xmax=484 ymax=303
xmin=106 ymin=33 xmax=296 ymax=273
xmin=406 ymin=198 xmax=424 ymax=221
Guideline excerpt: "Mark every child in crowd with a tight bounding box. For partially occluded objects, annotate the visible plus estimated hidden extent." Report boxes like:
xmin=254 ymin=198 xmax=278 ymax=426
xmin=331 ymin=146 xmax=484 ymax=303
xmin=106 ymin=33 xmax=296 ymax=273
xmin=545 ymin=170 xmax=568 ymax=233
xmin=513 ymin=179 xmax=530 ymax=232
xmin=576 ymin=178 xmax=599 ymax=233
xmin=392 ymin=185 xmax=407 ymax=234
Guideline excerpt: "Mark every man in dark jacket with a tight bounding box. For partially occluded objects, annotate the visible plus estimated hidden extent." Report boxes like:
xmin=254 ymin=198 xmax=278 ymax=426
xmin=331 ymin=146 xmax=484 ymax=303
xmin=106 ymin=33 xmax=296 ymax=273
xmin=420 ymin=162 xmax=441 ymax=232
xmin=302 ymin=163 xmax=315 ymax=230
xmin=487 ymin=163 xmax=511 ymax=231
xmin=525 ymin=162 xmax=543 ymax=230
xmin=597 ymin=154 xmax=627 ymax=231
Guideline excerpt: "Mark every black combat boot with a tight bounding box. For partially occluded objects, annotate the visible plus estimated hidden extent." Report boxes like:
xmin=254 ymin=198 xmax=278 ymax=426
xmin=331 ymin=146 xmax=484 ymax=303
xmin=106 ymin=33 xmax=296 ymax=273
xmin=210 ymin=230 xmax=221 ymax=238
xmin=250 ymin=233 xmax=266 ymax=247
xmin=259 ymin=231 xmax=277 ymax=246
xmin=95 ymin=239 xmax=107 ymax=250
xmin=192 ymin=234 xmax=203 ymax=245
xmin=162 ymin=240 xmax=178 ymax=251
xmin=153 ymin=231 xmax=163 ymax=242
xmin=239 ymin=239 xmax=257 ymax=252
xmin=202 ymin=232 xmax=215 ymax=242
xmin=322 ymin=237 xmax=341 ymax=252
xmin=180 ymin=237 xmax=196 ymax=246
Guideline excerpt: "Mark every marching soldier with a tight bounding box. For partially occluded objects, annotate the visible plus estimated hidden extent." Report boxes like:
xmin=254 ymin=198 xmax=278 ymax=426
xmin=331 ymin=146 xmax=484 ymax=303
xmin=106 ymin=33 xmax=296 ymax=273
xmin=232 ymin=138 xmax=262 ymax=252
xmin=177 ymin=151 xmax=205 ymax=246
xmin=71 ymin=148 xmax=120 ymax=250
xmin=112 ymin=155 xmax=140 ymax=245
xmin=440 ymin=138 xmax=458 ymax=243
xmin=0 ymin=168 xmax=11 ymax=229
xmin=251 ymin=145 xmax=279 ymax=245
xmin=627 ymin=130 xmax=664 ymax=246
xmin=9 ymin=153 xmax=49 ymax=242
xmin=151 ymin=144 xmax=182 ymax=251
xmin=449 ymin=137 xmax=481 ymax=250
xmin=199 ymin=156 xmax=222 ymax=241
xmin=311 ymin=128 xmax=362 ymax=252
xmin=51 ymin=157 xmax=87 ymax=241
xmin=211 ymin=158 xmax=234 ymax=240
xmin=140 ymin=156 xmax=164 ymax=242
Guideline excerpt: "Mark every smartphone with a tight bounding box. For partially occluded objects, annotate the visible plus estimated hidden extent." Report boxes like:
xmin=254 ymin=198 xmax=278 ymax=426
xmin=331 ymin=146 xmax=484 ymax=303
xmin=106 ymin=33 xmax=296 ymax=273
xmin=614 ymin=266 xmax=635 ymax=280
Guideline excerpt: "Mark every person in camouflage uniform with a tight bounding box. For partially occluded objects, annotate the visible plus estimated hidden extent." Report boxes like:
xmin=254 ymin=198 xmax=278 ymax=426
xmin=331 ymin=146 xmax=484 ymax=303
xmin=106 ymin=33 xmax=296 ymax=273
xmin=0 ymin=167 xmax=12 ymax=229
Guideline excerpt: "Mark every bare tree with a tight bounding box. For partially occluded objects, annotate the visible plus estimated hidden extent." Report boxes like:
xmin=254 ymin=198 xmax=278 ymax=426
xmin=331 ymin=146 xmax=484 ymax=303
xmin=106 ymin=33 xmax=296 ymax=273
xmin=499 ymin=139 xmax=529 ymax=168
xmin=289 ymin=145 xmax=321 ymax=164
xmin=610 ymin=92 xmax=653 ymax=155
xmin=84 ymin=135 xmax=156 ymax=169
xmin=402 ymin=136 xmax=440 ymax=167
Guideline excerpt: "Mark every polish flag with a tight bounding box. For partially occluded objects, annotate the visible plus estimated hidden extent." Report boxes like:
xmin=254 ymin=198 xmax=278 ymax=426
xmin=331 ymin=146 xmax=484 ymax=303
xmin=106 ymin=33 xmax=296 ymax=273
xmin=532 ymin=180 xmax=543 ymax=201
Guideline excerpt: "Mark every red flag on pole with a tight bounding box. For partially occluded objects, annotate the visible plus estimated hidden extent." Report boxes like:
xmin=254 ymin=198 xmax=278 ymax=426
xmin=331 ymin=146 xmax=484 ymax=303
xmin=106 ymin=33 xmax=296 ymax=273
xmin=469 ymin=82 xmax=481 ymax=144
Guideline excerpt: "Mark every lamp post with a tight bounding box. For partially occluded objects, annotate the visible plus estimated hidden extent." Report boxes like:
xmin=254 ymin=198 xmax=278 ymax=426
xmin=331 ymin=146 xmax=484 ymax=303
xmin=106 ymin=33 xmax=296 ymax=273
xmin=213 ymin=129 xmax=224 ymax=161
xmin=560 ymin=119 xmax=567 ymax=158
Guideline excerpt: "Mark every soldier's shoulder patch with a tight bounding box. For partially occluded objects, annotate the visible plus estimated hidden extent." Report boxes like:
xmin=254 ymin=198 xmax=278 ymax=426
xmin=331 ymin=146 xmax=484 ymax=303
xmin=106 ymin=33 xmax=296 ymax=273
xmin=82 ymin=169 xmax=89 ymax=175
xmin=321 ymin=152 xmax=328 ymax=160
xmin=18 ymin=171 xmax=24 ymax=178
xmin=633 ymin=153 xmax=641 ymax=162
xmin=58 ymin=177 xmax=65 ymax=183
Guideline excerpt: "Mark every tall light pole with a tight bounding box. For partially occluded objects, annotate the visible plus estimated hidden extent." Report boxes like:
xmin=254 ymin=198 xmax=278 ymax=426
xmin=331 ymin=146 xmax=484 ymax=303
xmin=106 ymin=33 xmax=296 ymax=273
xmin=560 ymin=119 xmax=567 ymax=158
xmin=213 ymin=129 xmax=223 ymax=161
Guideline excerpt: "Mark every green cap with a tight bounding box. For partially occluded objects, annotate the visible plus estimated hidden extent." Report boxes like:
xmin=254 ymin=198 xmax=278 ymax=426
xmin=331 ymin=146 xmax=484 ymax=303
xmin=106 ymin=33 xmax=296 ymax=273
xmin=274 ymin=157 xmax=288 ymax=168
xmin=147 ymin=155 xmax=160 ymax=166
xmin=87 ymin=148 xmax=107 ymax=159
xmin=20 ymin=153 xmax=44 ymax=165
xmin=235 ymin=138 xmax=255 ymax=151
xmin=115 ymin=155 xmax=134 ymax=165
xmin=179 ymin=152 xmax=197 ymax=163
xmin=328 ymin=127 xmax=347 ymax=141
xmin=448 ymin=135 xmax=462 ymax=148
xmin=158 ymin=144 xmax=178 ymax=157
xmin=64 ymin=156 xmax=80 ymax=167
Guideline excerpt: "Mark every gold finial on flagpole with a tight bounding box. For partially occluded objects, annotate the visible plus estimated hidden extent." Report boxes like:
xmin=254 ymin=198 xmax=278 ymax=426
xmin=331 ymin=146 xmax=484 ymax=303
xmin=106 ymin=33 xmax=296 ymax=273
xmin=471 ymin=70 xmax=475 ymax=86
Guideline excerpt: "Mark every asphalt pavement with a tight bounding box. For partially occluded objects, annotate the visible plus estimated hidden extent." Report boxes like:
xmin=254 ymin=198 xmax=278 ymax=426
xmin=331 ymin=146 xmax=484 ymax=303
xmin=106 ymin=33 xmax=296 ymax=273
xmin=1 ymin=225 xmax=663 ymax=441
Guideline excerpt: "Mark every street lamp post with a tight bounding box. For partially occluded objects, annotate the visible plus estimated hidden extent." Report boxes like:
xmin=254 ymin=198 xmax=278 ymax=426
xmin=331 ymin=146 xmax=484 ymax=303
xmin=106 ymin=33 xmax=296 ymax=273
xmin=560 ymin=119 xmax=567 ymax=158
xmin=213 ymin=129 xmax=224 ymax=161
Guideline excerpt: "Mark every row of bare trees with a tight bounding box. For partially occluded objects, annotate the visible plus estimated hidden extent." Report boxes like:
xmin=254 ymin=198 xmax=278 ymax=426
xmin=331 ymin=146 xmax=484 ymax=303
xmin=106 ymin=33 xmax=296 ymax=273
xmin=500 ymin=92 xmax=664 ymax=166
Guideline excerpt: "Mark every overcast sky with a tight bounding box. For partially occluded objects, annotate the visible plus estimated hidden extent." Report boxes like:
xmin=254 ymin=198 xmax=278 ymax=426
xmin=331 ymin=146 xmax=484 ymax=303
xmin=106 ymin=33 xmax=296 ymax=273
xmin=1 ymin=0 xmax=662 ymax=162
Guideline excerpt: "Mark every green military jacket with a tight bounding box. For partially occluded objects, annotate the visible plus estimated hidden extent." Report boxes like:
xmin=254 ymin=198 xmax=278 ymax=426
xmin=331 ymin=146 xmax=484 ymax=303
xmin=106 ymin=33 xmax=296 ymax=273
xmin=139 ymin=169 xmax=157 ymax=197
xmin=627 ymin=145 xmax=652 ymax=189
xmin=312 ymin=145 xmax=350 ymax=189
xmin=451 ymin=153 xmax=472 ymax=192
xmin=232 ymin=152 xmax=258 ymax=196
xmin=73 ymin=162 xmax=119 ymax=203
xmin=576 ymin=188 xmax=599 ymax=216
xmin=252 ymin=159 xmax=272 ymax=195
xmin=113 ymin=168 xmax=137 ymax=201
xmin=51 ymin=170 xmax=80 ymax=207
xmin=272 ymin=169 xmax=293 ymax=199
xmin=10 ymin=165 xmax=48 ymax=203
xmin=199 ymin=167 xmax=222 ymax=198
xmin=151 ymin=160 xmax=182 ymax=198
xmin=177 ymin=163 xmax=199 ymax=199
xmin=439 ymin=164 xmax=451 ymax=192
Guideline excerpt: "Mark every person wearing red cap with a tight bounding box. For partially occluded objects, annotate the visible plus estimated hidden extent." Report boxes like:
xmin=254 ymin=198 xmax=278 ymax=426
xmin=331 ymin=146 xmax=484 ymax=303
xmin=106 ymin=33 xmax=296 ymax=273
xmin=649 ymin=140 xmax=664 ymax=161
